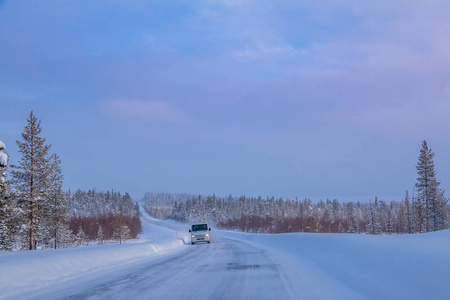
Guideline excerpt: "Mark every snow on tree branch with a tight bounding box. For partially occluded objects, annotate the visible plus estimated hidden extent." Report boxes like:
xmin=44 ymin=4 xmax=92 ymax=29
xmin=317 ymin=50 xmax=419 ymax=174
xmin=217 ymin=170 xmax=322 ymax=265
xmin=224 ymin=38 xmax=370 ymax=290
xmin=0 ymin=152 xmax=8 ymax=168
xmin=0 ymin=140 xmax=7 ymax=183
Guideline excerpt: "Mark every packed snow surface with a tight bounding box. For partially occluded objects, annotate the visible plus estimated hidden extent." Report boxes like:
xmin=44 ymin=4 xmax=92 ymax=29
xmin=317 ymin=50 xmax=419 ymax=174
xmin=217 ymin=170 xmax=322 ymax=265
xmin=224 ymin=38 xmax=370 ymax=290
xmin=1 ymin=211 xmax=450 ymax=299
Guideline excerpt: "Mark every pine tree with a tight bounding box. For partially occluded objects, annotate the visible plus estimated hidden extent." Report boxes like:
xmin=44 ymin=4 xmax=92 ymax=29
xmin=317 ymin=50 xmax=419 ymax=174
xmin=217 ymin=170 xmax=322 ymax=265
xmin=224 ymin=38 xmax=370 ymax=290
xmin=366 ymin=199 xmax=382 ymax=235
xmin=57 ymin=226 xmax=74 ymax=248
xmin=403 ymin=190 xmax=413 ymax=233
xmin=433 ymin=189 xmax=448 ymax=231
xmin=412 ymin=189 xmax=426 ymax=233
xmin=76 ymin=225 xmax=86 ymax=246
xmin=113 ymin=224 xmax=131 ymax=244
xmin=0 ymin=190 xmax=17 ymax=250
xmin=385 ymin=211 xmax=393 ymax=235
xmin=97 ymin=226 xmax=104 ymax=245
xmin=44 ymin=154 xmax=69 ymax=249
xmin=415 ymin=140 xmax=447 ymax=232
xmin=111 ymin=194 xmax=133 ymax=244
xmin=0 ymin=140 xmax=19 ymax=250
xmin=10 ymin=112 xmax=52 ymax=250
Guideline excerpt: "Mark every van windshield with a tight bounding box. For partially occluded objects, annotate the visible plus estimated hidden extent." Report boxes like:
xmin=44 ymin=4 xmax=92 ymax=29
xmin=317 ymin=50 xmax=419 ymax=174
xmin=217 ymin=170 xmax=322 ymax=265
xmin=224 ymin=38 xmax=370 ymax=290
xmin=192 ymin=224 xmax=208 ymax=231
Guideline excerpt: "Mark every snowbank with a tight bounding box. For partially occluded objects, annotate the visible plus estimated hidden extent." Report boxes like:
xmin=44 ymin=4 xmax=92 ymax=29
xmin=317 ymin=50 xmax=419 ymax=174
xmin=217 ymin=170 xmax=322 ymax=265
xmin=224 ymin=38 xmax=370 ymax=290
xmin=221 ymin=230 xmax=450 ymax=299
xmin=0 ymin=213 xmax=187 ymax=299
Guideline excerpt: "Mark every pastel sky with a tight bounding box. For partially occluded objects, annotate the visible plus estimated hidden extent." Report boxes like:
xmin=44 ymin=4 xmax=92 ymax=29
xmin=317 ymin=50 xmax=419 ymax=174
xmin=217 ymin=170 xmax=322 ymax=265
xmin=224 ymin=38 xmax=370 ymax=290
xmin=1 ymin=0 xmax=450 ymax=201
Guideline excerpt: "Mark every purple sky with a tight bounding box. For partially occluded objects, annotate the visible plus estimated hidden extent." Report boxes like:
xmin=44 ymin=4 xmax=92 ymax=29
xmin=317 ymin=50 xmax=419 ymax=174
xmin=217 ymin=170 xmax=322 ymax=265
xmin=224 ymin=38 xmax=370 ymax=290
xmin=1 ymin=0 xmax=450 ymax=202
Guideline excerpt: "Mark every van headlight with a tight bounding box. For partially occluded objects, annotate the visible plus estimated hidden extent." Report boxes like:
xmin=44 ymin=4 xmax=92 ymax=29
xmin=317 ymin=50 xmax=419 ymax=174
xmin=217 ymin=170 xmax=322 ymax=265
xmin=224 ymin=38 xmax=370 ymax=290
xmin=206 ymin=233 xmax=209 ymax=237
xmin=191 ymin=235 xmax=195 ymax=238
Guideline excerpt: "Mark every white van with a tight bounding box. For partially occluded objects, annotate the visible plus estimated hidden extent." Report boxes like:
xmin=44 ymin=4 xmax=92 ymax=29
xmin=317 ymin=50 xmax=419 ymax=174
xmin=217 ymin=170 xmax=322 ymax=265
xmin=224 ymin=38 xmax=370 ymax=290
xmin=189 ymin=222 xmax=211 ymax=244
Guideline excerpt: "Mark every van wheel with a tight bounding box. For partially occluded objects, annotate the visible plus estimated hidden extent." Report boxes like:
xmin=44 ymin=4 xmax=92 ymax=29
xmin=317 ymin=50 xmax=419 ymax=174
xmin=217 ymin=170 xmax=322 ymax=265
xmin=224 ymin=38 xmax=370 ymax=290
xmin=191 ymin=242 xmax=195 ymax=245
xmin=207 ymin=241 xmax=210 ymax=244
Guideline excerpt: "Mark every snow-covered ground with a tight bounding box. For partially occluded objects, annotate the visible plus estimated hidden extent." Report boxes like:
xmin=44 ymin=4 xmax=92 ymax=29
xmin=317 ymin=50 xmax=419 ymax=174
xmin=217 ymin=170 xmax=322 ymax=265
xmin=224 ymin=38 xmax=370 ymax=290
xmin=1 ymin=211 xmax=450 ymax=299
xmin=222 ymin=230 xmax=450 ymax=299
xmin=0 ymin=212 xmax=189 ymax=299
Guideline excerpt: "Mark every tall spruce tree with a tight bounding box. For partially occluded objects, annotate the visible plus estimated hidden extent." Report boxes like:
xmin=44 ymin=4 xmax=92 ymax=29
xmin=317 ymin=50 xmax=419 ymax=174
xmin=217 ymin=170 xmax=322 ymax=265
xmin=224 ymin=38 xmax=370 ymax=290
xmin=366 ymin=199 xmax=381 ymax=235
xmin=44 ymin=154 xmax=70 ymax=249
xmin=10 ymin=112 xmax=52 ymax=250
xmin=415 ymin=140 xmax=447 ymax=232
xmin=403 ymin=190 xmax=413 ymax=233
xmin=412 ymin=189 xmax=425 ymax=233
xmin=433 ymin=188 xmax=448 ymax=231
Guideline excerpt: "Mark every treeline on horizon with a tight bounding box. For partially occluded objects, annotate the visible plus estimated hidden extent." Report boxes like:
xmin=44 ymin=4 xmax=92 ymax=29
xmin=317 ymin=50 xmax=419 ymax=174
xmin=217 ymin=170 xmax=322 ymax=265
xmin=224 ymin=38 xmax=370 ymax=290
xmin=144 ymin=141 xmax=450 ymax=234
xmin=145 ymin=191 xmax=448 ymax=234
xmin=0 ymin=112 xmax=141 ymax=251
xmin=144 ymin=140 xmax=448 ymax=235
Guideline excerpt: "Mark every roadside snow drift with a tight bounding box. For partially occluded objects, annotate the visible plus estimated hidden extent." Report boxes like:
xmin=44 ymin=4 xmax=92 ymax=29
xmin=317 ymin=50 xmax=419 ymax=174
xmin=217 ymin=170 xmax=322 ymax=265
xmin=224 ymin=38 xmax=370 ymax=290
xmin=0 ymin=213 xmax=188 ymax=299
xmin=221 ymin=230 xmax=450 ymax=299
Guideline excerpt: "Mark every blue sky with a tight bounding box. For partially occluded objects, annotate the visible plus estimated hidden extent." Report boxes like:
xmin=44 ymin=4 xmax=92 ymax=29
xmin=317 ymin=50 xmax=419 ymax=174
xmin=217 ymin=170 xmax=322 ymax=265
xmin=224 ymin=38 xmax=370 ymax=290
xmin=1 ymin=0 xmax=450 ymax=201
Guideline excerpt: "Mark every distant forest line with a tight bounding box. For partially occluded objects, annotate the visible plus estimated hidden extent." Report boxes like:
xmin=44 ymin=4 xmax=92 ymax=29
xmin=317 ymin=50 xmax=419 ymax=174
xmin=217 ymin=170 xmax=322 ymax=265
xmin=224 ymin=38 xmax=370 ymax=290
xmin=144 ymin=141 xmax=448 ymax=235
xmin=143 ymin=189 xmax=448 ymax=235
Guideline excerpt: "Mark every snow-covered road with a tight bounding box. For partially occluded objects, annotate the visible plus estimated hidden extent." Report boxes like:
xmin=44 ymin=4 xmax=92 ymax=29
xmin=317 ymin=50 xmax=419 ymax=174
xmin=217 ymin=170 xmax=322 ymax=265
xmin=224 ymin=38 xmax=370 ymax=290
xmin=35 ymin=237 xmax=293 ymax=300
xmin=1 ymin=212 xmax=295 ymax=300
xmin=3 ymin=209 xmax=450 ymax=300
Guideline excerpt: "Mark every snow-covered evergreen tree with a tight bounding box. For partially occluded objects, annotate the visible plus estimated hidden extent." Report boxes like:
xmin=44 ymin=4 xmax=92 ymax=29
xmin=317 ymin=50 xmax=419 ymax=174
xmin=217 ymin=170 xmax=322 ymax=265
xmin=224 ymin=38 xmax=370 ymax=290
xmin=412 ymin=189 xmax=426 ymax=233
xmin=366 ymin=199 xmax=382 ymax=235
xmin=10 ymin=112 xmax=52 ymax=250
xmin=44 ymin=154 xmax=70 ymax=249
xmin=0 ymin=140 xmax=19 ymax=250
xmin=76 ymin=225 xmax=86 ymax=246
xmin=112 ymin=195 xmax=133 ymax=244
xmin=97 ymin=226 xmax=104 ymax=245
xmin=415 ymin=140 xmax=447 ymax=232
xmin=385 ymin=211 xmax=393 ymax=235
xmin=433 ymin=189 xmax=448 ymax=231
xmin=113 ymin=224 xmax=131 ymax=244
xmin=0 ymin=194 xmax=17 ymax=250
xmin=403 ymin=190 xmax=413 ymax=233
